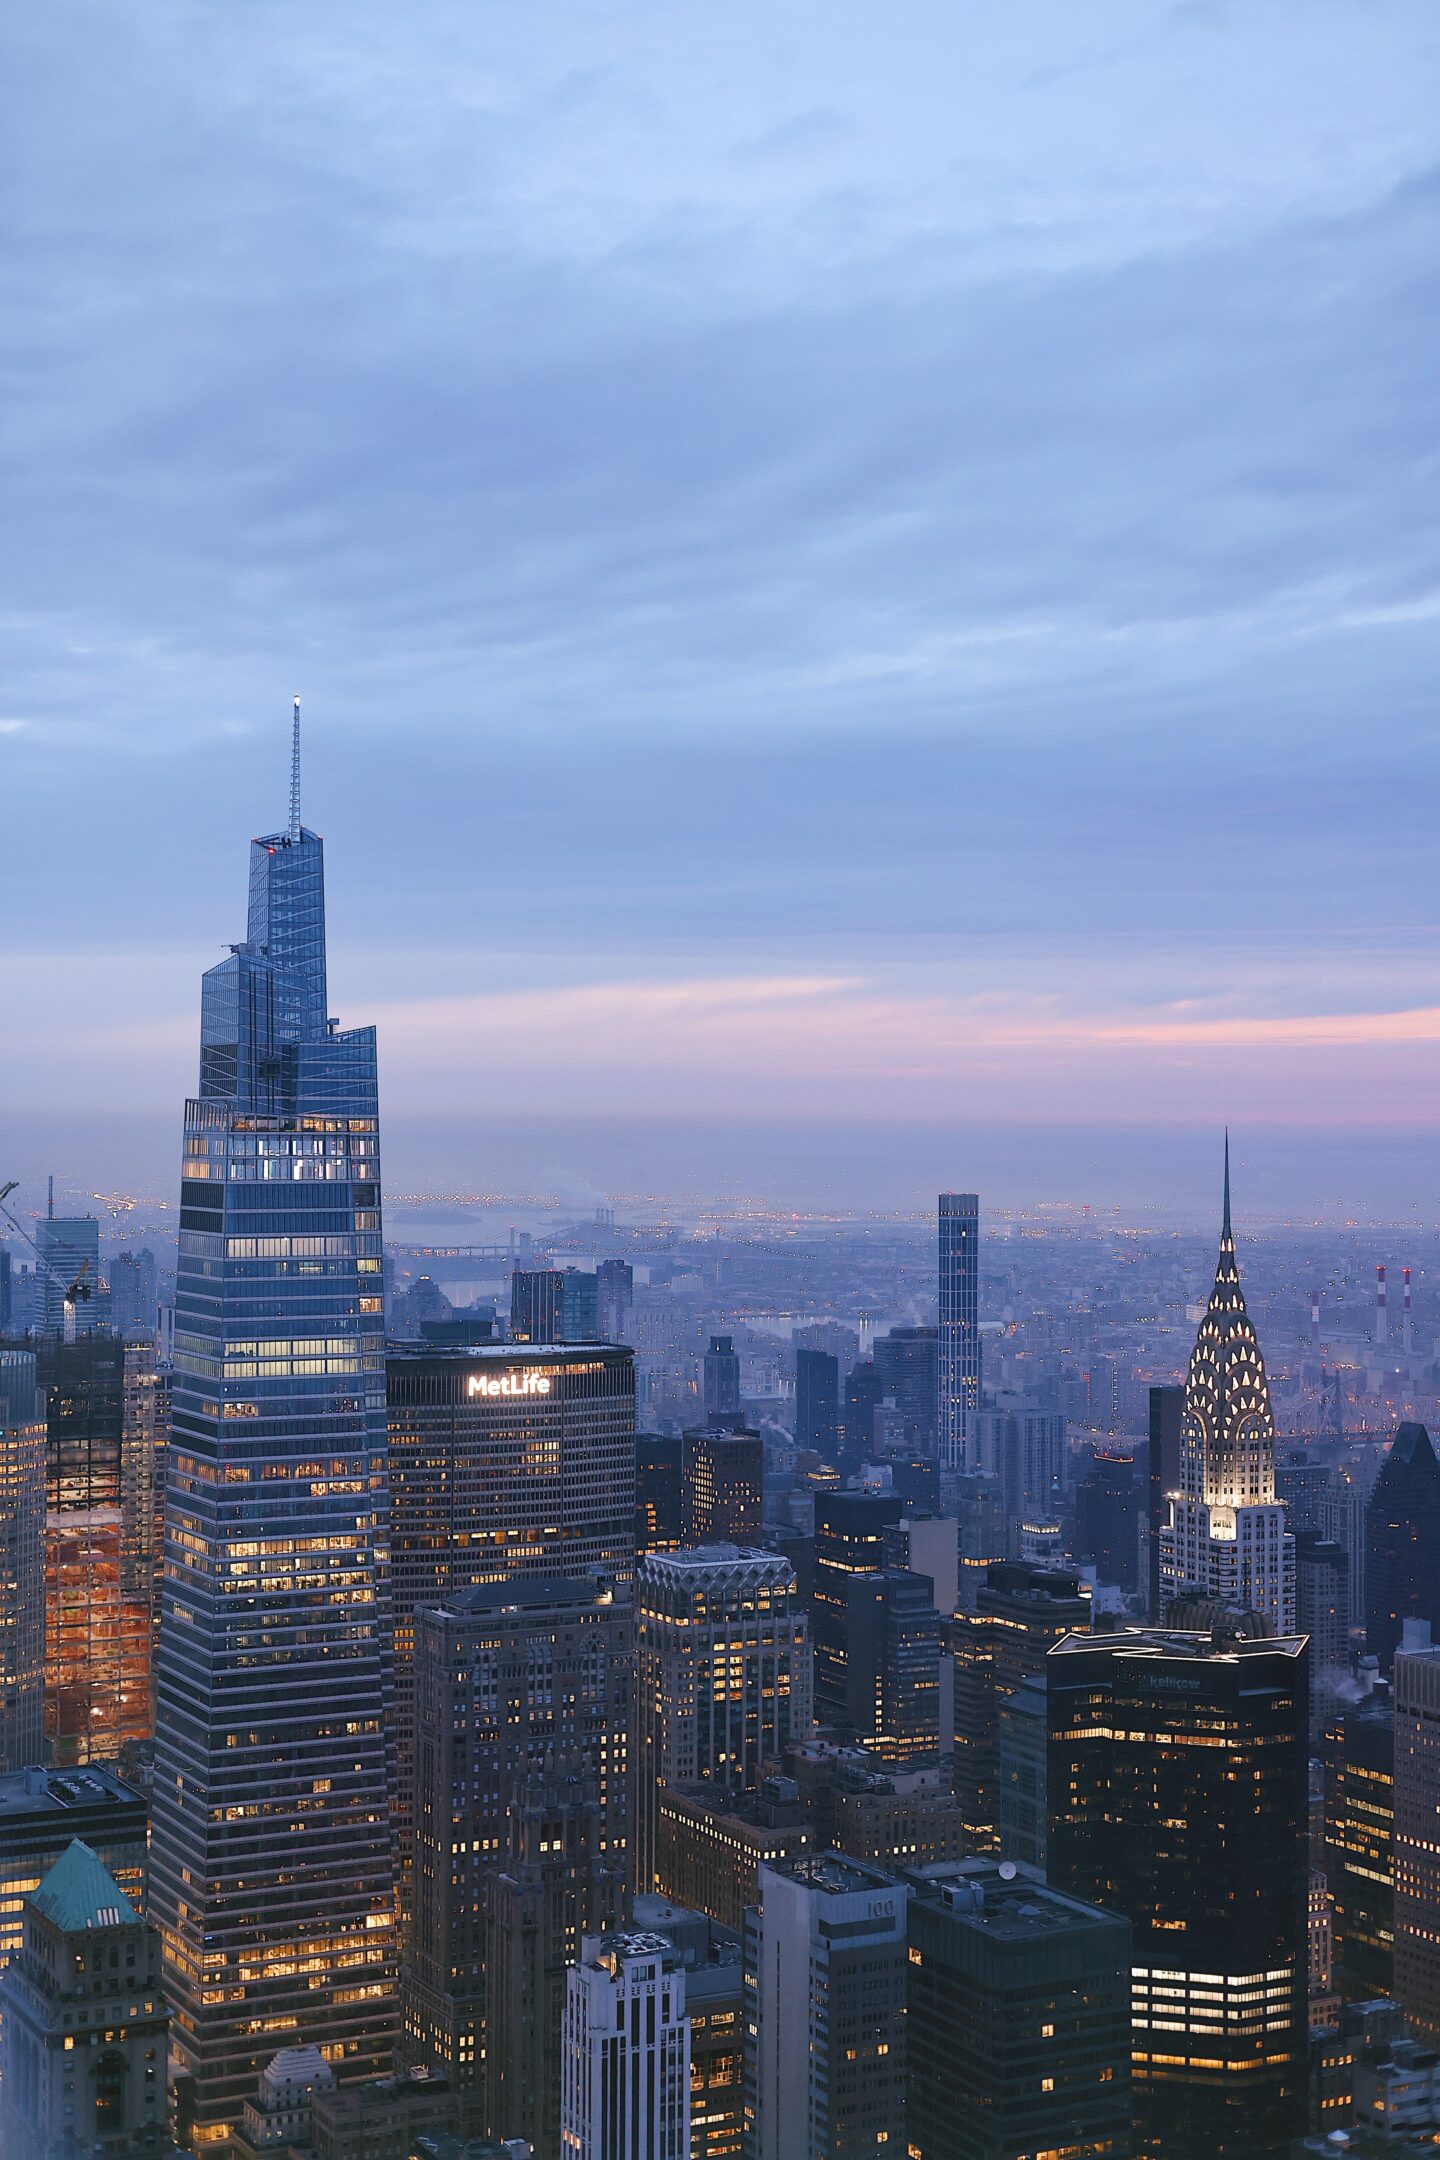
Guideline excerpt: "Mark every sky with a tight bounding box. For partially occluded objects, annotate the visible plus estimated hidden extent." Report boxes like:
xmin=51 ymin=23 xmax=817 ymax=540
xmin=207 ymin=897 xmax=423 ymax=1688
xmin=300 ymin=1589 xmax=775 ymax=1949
xmin=3 ymin=2 xmax=1440 ymax=1213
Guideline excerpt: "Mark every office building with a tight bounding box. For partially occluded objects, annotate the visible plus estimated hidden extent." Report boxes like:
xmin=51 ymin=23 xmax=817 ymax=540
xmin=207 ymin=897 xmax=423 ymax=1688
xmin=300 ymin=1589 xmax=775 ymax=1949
xmin=0 ymin=1350 xmax=45 ymax=1771
xmin=387 ymin=1340 xmax=636 ymax=1879
xmin=632 ymin=1896 xmax=744 ymax=2160
xmin=745 ymin=1852 xmax=908 ymax=2159
xmin=995 ymin=1673 xmax=1049 ymax=1872
xmin=596 ymin=1259 xmax=634 ymax=1345
xmin=790 ymin=1742 xmax=965 ymax=1871
xmin=634 ymin=1547 xmax=811 ymax=1897
xmin=939 ymin=1193 xmax=981 ymax=1471
xmin=1074 ymin=1448 xmax=1140 ymax=1594
xmin=841 ymin=1359 xmax=884 ymax=1461
xmin=0 ymin=1244 xmax=11 ymax=1333
xmin=653 ymin=1779 xmax=811 ymax=1933
xmin=405 ymin=1577 xmax=629 ymax=2145
xmin=638 ymin=1432 xmax=684 ymax=1554
xmin=885 ymin=1514 xmax=958 ymax=1738
xmin=0 ymin=1762 xmax=148 ymax=1976
xmin=874 ymin=1324 xmax=939 ymax=1454
xmin=952 ymin=1562 xmax=1089 ymax=1855
xmin=953 ymin=1470 xmax=1008 ymax=1612
xmin=1322 ymin=1690 xmax=1395 ymax=1999
xmin=1295 ymin=1529 xmax=1350 ymax=1728
xmin=511 ymin=1269 xmax=563 ymax=1344
xmin=1366 ymin=1423 xmax=1440 ymax=1675
xmin=559 ymin=1269 xmax=599 ymax=1342
xmin=795 ymin=1347 xmax=839 ymax=1458
xmin=1048 ymin=1625 xmax=1309 ymax=2160
xmin=1393 ymin=1622 xmax=1440 ymax=2044
xmin=0 ymin=1839 xmax=170 ymax=2158
xmin=109 ymin=1248 xmax=158 ymax=1340
xmin=975 ymin=1401 xmax=1067 ymax=1529
xmin=561 ymin=1932 xmax=690 ymax=2160
xmin=832 ymin=1568 xmax=942 ymax=1766
xmin=1158 ymin=1149 xmax=1295 ymax=1634
xmin=35 ymin=1333 xmax=157 ymax=1764
xmin=812 ymin=1491 xmax=901 ymax=1732
xmin=149 ymin=736 xmax=398 ymax=2142
xmin=904 ymin=1858 xmax=1132 ymax=2160
xmin=703 ymin=1337 xmax=741 ymax=1423
xmin=1147 ymin=1384 xmax=1184 ymax=1619
xmin=681 ymin=1423 xmax=763 ymax=1545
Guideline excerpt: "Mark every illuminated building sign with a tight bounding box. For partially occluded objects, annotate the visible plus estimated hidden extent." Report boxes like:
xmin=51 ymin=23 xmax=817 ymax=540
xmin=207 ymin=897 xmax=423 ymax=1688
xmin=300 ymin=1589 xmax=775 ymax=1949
xmin=467 ymin=1369 xmax=553 ymax=1400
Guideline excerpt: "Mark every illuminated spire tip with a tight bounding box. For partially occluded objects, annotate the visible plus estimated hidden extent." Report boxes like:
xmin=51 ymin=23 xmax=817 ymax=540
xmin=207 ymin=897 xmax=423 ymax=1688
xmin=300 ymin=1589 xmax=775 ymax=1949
xmin=1222 ymin=1129 xmax=1232 ymax=1240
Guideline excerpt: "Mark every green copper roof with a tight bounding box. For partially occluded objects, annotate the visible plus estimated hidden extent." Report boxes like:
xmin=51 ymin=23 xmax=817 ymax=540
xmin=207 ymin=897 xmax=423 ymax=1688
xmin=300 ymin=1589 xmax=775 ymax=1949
xmin=31 ymin=1839 xmax=137 ymax=1932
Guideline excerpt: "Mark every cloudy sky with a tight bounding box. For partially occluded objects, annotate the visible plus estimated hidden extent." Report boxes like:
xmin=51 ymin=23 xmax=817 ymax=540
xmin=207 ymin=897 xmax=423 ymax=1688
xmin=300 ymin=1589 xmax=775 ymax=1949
xmin=4 ymin=2 xmax=1439 ymax=1209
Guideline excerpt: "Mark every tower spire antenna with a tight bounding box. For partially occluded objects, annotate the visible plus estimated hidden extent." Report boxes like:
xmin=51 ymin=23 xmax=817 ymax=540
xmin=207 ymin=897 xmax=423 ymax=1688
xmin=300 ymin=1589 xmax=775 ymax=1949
xmin=289 ymin=694 xmax=302 ymax=844
xmin=1222 ymin=1128 xmax=1232 ymax=1240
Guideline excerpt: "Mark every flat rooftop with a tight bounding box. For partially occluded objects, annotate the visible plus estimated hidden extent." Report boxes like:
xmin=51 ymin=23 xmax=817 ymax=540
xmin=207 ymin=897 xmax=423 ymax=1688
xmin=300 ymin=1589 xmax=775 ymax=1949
xmin=0 ymin=1766 xmax=146 ymax=1823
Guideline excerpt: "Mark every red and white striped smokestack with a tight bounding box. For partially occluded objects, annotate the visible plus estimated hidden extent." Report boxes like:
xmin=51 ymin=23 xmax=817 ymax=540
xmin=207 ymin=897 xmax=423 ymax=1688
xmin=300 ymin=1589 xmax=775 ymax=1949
xmin=1404 ymin=1266 xmax=1413 ymax=1353
xmin=1310 ymin=1290 xmax=1321 ymax=1347
xmin=1375 ymin=1264 xmax=1388 ymax=1347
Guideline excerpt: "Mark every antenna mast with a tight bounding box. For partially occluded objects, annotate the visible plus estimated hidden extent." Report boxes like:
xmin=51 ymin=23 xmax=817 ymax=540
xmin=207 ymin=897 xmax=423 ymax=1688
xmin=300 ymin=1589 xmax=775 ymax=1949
xmin=289 ymin=695 xmax=302 ymax=843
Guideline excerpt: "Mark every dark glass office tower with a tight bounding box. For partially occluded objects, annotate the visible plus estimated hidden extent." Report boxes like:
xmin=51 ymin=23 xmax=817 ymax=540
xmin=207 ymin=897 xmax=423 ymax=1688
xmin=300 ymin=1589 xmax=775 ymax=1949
xmin=1365 ymin=1422 xmax=1440 ymax=1674
xmin=939 ymin=1193 xmax=980 ymax=1471
xmin=1322 ymin=1691 xmax=1395 ymax=1998
xmin=795 ymin=1347 xmax=839 ymax=1457
xmin=149 ymin=732 xmax=397 ymax=2145
xmin=812 ymin=1492 xmax=902 ymax=1732
xmin=703 ymin=1335 xmax=741 ymax=1422
xmin=1048 ymin=1626 xmax=1309 ymax=2160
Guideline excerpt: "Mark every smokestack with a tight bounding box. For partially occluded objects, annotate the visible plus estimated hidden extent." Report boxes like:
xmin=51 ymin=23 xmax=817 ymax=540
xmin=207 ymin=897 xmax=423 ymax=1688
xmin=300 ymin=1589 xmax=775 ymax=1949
xmin=1403 ymin=1266 xmax=1413 ymax=1355
xmin=1310 ymin=1290 xmax=1321 ymax=1348
xmin=1375 ymin=1264 xmax=1388 ymax=1348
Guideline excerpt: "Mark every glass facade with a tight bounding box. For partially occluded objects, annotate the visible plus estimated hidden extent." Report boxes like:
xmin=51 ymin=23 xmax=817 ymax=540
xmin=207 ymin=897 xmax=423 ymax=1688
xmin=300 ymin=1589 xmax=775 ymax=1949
xmin=938 ymin=1192 xmax=981 ymax=1471
xmin=149 ymin=809 xmax=397 ymax=2144
xmin=0 ymin=1352 xmax=45 ymax=1772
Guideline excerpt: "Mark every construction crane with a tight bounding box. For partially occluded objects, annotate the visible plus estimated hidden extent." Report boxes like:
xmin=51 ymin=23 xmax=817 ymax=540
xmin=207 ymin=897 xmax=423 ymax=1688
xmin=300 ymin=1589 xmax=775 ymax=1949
xmin=0 ymin=1180 xmax=95 ymax=1341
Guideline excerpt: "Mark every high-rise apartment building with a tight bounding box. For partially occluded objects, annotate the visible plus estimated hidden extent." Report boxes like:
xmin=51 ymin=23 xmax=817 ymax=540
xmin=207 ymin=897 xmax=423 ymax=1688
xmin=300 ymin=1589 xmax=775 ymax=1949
xmin=634 ymin=1547 xmax=811 ymax=1898
xmin=1294 ymin=1529 xmax=1349 ymax=1728
xmin=405 ymin=1576 xmax=629 ymax=2149
xmin=1048 ymin=1625 xmax=1309 ymax=2160
xmin=561 ymin=1931 xmax=691 ymax=2160
xmin=1323 ymin=1690 xmax=1395 ymax=1999
xmin=1158 ymin=1150 xmax=1295 ymax=1634
xmin=939 ymin=1193 xmax=981 ymax=1471
xmin=681 ymin=1423 xmax=762 ymax=1545
xmin=1366 ymin=1423 xmax=1440 ymax=1674
xmin=0 ymin=1840 xmax=170 ymax=2158
xmin=1393 ymin=1622 xmax=1440 ymax=2044
xmin=386 ymin=1340 xmax=636 ymax=1879
xmin=832 ymin=1568 xmax=942 ymax=1767
xmin=0 ymin=1351 xmax=45 ymax=1771
xmin=795 ymin=1348 xmax=839 ymax=1458
xmin=149 ymin=736 xmax=398 ymax=2143
xmin=904 ymin=1858 xmax=1132 ymax=2160
xmin=874 ymin=1325 xmax=939 ymax=1454
xmin=745 ymin=1852 xmax=908 ymax=2160
xmin=812 ymin=1491 xmax=901 ymax=1733
xmin=109 ymin=1248 xmax=158 ymax=1340
xmin=974 ymin=1401 xmax=1066 ymax=1527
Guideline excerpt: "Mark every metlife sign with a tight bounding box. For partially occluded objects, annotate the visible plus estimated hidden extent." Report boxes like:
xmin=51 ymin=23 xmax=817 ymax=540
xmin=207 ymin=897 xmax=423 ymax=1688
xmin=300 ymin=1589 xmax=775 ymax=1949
xmin=467 ymin=1369 xmax=554 ymax=1400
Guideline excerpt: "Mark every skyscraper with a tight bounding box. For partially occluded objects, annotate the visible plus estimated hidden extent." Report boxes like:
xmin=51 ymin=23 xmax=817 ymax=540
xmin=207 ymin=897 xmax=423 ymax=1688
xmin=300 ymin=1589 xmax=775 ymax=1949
xmin=681 ymin=1423 xmax=763 ymax=1544
xmin=873 ymin=1325 xmax=939 ymax=1455
xmin=561 ymin=1931 xmax=691 ymax=2160
xmin=904 ymin=1858 xmax=1132 ymax=2160
xmin=1393 ymin=1621 xmax=1440 ymax=2045
xmin=703 ymin=1336 xmax=741 ymax=1423
xmin=595 ymin=1258 xmax=634 ymax=1345
xmin=1048 ymin=1625 xmax=1309 ymax=2160
xmin=951 ymin=1560 xmax=1090 ymax=1856
xmin=1158 ymin=1146 xmax=1295 ymax=1634
xmin=1323 ymin=1689 xmax=1395 ymax=1999
xmin=35 ymin=1214 xmax=103 ymax=1338
xmin=939 ymin=1193 xmax=981 ymax=1471
xmin=794 ymin=1347 xmax=839 ymax=1457
xmin=745 ymin=1853 xmax=908 ymax=2160
xmin=811 ymin=1491 xmax=902 ymax=1733
xmin=0 ymin=1350 xmax=45 ymax=1772
xmin=149 ymin=724 xmax=398 ymax=2143
xmin=1365 ymin=1422 xmax=1440 ymax=1674
xmin=833 ymin=1569 xmax=943 ymax=1767
xmin=634 ymin=1547 xmax=811 ymax=1898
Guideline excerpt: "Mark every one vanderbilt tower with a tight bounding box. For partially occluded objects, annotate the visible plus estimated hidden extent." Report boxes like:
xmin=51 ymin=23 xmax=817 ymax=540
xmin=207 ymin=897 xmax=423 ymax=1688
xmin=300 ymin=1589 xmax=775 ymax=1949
xmin=150 ymin=707 xmax=397 ymax=2145
xmin=1159 ymin=1141 xmax=1295 ymax=1634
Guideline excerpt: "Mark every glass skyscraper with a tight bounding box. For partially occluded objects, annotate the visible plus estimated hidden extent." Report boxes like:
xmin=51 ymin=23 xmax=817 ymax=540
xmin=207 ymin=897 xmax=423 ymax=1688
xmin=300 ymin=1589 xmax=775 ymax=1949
xmin=149 ymin=735 xmax=397 ymax=2144
xmin=938 ymin=1192 xmax=980 ymax=1470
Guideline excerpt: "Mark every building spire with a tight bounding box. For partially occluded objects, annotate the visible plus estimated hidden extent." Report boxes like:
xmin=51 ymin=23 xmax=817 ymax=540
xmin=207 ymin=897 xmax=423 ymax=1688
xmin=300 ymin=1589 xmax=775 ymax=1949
xmin=1222 ymin=1129 xmax=1232 ymax=1241
xmin=289 ymin=695 xmax=302 ymax=844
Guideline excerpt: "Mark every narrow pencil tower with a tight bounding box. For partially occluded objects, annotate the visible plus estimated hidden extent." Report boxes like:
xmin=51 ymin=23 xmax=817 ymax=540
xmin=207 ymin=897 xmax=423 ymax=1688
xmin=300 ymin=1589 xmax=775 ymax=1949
xmin=1376 ymin=1265 xmax=1389 ymax=1348
xmin=1403 ymin=1267 xmax=1414 ymax=1355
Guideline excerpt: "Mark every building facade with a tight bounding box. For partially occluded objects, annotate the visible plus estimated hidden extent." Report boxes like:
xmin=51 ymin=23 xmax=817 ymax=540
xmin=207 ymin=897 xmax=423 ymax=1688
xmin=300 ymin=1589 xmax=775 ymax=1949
xmin=0 ymin=1350 xmax=45 ymax=1770
xmin=681 ymin=1425 xmax=763 ymax=1545
xmin=1393 ymin=1622 xmax=1440 ymax=2044
xmin=1366 ymin=1423 xmax=1440 ymax=1675
xmin=1048 ymin=1625 xmax=1309 ymax=2160
xmin=634 ymin=1547 xmax=811 ymax=1898
xmin=1322 ymin=1691 xmax=1395 ymax=1999
xmin=561 ymin=1932 xmax=691 ymax=2160
xmin=938 ymin=1193 xmax=981 ymax=1471
xmin=149 ymin=748 xmax=398 ymax=2143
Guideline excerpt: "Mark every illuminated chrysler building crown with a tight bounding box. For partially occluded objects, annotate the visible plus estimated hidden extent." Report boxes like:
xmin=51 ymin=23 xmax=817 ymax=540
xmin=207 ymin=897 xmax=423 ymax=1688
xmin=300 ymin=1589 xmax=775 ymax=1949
xmin=1179 ymin=1135 xmax=1277 ymax=1511
xmin=1159 ymin=1138 xmax=1294 ymax=1634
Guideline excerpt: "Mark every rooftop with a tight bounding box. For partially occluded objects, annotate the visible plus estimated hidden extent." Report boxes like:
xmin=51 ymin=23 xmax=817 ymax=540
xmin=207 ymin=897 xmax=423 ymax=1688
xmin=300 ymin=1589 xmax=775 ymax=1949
xmin=0 ymin=1764 xmax=146 ymax=1820
xmin=768 ymin=1850 xmax=899 ymax=1898
xmin=31 ymin=1840 xmax=137 ymax=1933
xmin=1049 ymin=1625 xmax=1307 ymax=1664
xmin=905 ymin=1860 xmax=1127 ymax=1940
